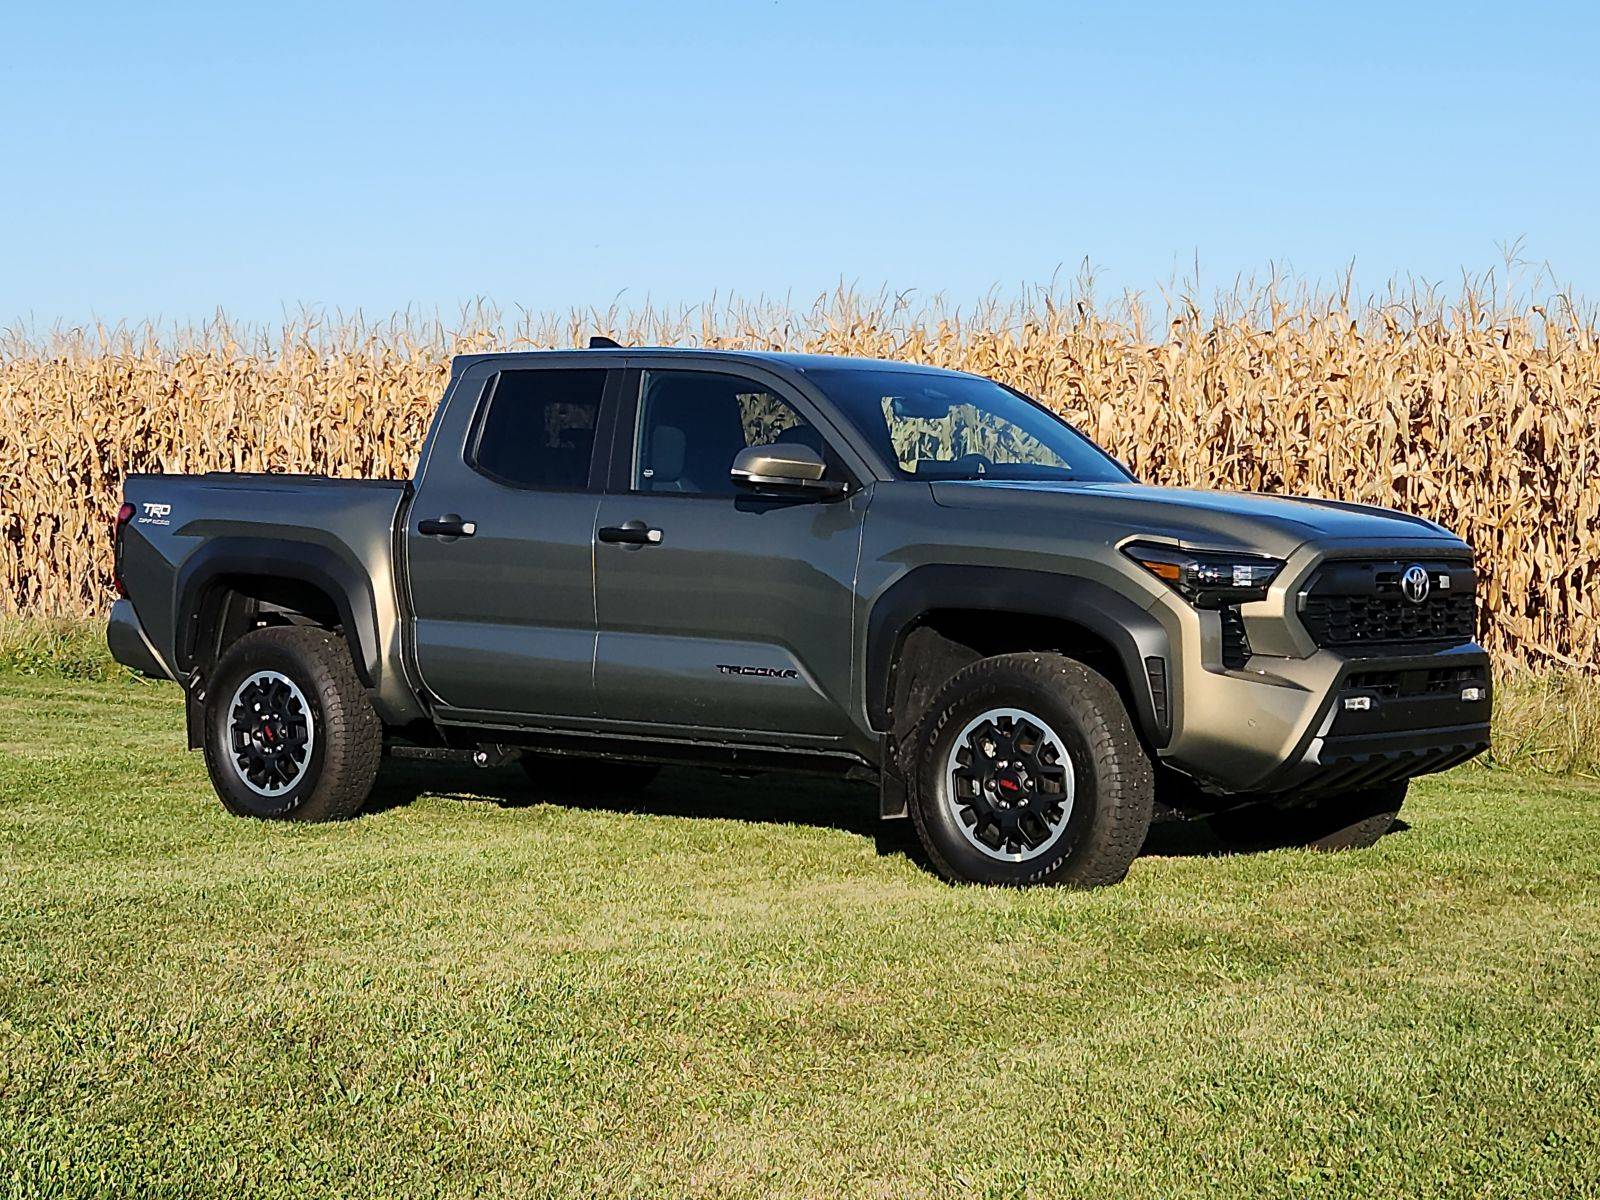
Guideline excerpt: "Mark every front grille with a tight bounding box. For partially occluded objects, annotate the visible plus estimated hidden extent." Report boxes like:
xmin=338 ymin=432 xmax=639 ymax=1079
xmin=1302 ymin=593 xmax=1477 ymax=647
xmin=1346 ymin=664 xmax=1487 ymax=700
xmin=1220 ymin=606 xmax=1251 ymax=670
xmin=1346 ymin=669 xmax=1403 ymax=698
xmin=1300 ymin=559 xmax=1477 ymax=652
xmin=1425 ymin=665 xmax=1482 ymax=693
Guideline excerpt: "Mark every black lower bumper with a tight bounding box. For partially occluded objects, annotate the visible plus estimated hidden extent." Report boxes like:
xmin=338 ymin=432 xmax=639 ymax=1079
xmin=1256 ymin=651 xmax=1492 ymax=796
xmin=1268 ymin=723 xmax=1490 ymax=796
xmin=107 ymin=598 xmax=173 ymax=680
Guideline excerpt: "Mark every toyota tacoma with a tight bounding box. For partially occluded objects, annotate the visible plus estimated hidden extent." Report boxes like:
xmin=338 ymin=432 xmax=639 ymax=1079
xmin=108 ymin=346 xmax=1491 ymax=886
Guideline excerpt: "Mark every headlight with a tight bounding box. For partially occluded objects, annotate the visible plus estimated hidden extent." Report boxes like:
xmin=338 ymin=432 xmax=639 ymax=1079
xmin=1123 ymin=541 xmax=1283 ymax=608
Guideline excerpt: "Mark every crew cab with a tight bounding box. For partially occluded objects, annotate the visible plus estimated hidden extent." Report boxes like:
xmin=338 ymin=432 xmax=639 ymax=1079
xmin=108 ymin=346 xmax=1491 ymax=886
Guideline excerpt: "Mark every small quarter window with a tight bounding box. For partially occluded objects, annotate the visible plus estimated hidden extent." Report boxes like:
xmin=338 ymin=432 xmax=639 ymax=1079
xmin=472 ymin=369 xmax=605 ymax=490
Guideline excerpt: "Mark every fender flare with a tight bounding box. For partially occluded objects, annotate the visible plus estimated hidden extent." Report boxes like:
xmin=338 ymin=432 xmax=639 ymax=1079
xmin=864 ymin=564 xmax=1172 ymax=747
xmin=173 ymin=537 xmax=381 ymax=687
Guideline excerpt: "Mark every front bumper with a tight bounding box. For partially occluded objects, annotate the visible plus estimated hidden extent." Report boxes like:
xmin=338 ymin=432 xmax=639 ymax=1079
xmin=107 ymin=598 xmax=175 ymax=680
xmin=1146 ymin=536 xmax=1494 ymax=798
xmin=1163 ymin=642 xmax=1491 ymax=796
xmin=1245 ymin=654 xmax=1491 ymax=795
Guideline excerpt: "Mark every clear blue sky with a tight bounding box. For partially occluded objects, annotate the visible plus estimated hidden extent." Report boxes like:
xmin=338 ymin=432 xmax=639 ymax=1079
xmin=3 ymin=0 xmax=1596 ymax=328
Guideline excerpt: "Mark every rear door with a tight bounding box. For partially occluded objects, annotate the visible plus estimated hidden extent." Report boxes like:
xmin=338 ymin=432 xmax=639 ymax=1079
xmin=590 ymin=365 xmax=867 ymax=738
xmin=406 ymin=362 xmax=617 ymax=719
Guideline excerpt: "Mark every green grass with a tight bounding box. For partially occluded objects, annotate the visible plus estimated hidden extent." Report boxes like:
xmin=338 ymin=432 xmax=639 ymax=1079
xmin=1 ymin=672 xmax=1598 ymax=1199
xmin=0 ymin=616 xmax=123 ymax=681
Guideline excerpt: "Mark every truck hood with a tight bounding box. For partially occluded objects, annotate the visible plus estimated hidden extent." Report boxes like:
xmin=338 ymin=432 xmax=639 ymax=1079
xmin=928 ymin=480 xmax=1462 ymax=558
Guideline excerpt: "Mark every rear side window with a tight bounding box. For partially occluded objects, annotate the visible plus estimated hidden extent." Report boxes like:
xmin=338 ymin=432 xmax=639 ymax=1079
xmin=471 ymin=369 xmax=606 ymax=490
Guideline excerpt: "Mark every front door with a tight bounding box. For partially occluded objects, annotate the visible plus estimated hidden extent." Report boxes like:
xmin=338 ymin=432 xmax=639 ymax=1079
xmin=407 ymin=364 xmax=614 ymax=719
xmin=592 ymin=368 xmax=866 ymax=738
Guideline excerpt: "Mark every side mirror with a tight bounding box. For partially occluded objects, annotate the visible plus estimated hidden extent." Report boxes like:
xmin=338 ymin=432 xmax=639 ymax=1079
xmin=731 ymin=443 xmax=845 ymax=497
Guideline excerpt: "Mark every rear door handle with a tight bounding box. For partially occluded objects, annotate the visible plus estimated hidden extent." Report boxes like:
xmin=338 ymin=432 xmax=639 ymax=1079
xmin=417 ymin=513 xmax=476 ymax=538
xmin=597 ymin=520 xmax=663 ymax=546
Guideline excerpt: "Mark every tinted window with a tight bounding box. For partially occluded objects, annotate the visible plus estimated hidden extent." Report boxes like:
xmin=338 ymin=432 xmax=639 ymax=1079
xmin=806 ymin=368 xmax=1130 ymax=483
xmin=633 ymin=371 xmax=829 ymax=496
xmin=472 ymin=369 xmax=605 ymax=490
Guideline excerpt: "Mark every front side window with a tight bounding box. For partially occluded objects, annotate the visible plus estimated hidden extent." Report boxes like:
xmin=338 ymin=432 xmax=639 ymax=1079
xmin=806 ymin=368 xmax=1130 ymax=483
xmin=633 ymin=371 xmax=829 ymax=496
xmin=471 ymin=369 xmax=605 ymax=490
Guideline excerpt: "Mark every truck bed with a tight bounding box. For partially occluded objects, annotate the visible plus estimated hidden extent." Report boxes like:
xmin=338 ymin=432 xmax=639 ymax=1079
xmin=114 ymin=471 xmax=418 ymax=721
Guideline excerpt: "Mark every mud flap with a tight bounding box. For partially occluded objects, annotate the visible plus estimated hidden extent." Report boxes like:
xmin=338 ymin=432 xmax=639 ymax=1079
xmin=185 ymin=674 xmax=205 ymax=750
xmin=879 ymin=766 xmax=909 ymax=819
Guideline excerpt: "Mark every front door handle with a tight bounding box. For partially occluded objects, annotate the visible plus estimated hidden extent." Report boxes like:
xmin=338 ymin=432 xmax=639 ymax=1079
xmin=417 ymin=513 xmax=477 ymax=538
xmin=597 ymin=519 xmax=663 ymax=546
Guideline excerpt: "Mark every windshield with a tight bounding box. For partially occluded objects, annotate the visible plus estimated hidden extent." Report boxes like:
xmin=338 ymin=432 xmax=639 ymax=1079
xmin=805 ymin=368 xmax=1131 ymax=483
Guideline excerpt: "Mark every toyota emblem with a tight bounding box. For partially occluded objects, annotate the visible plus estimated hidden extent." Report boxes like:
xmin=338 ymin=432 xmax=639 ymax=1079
xmin=1401 ymin=564 xmax=1431 ymax=604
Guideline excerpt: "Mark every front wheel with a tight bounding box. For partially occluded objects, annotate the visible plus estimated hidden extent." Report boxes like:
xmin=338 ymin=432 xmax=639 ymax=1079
xmin=202 ymin=627 xmax=382 ymax=821
xmin=907 ymin=653 xmax=1154 ymax=887
xmin=1207 ymin=782 xmax=1407 ymax=852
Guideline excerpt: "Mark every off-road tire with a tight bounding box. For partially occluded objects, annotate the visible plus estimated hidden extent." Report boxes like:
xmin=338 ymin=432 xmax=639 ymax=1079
xmin=907 ymin=653 xmax=1154 ymax=887
xmin=202 ymin=626 xmax=382 ymax=821
xmin=520 ymin=754 xmax=660 ymax=795
xmin=1208 ymin=781 xmax=1407 ymax=852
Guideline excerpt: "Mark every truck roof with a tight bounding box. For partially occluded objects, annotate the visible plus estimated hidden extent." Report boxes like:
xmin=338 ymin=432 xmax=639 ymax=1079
xmin=447 ymin=347 xmax=964 ymax=379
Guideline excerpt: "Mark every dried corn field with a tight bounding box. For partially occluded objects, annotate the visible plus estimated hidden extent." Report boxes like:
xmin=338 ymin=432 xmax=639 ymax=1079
xmin=1 ymin=286 xmax=1596 ymax=672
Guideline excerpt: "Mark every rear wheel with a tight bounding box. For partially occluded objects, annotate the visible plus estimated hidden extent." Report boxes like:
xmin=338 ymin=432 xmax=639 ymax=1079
xmin=1208 ymin=782 xmax=1407 ymax=852
xmin=520 ymin=754 xmax=660 ymax=796
xmin=202 ymin=626 xmax=382 ymax=821
xmin=907 ymin=653 xmax=1154 ymax=888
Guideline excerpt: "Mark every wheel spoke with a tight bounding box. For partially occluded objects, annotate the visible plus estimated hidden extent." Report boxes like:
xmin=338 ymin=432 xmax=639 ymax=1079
xmin=976 ymin=818 xmax=1005 ymax=850
xmin=1016 ymin=810 xmax=1053 ymax=849
xmin=1033 ymin=765 xmax=1068 ymax=793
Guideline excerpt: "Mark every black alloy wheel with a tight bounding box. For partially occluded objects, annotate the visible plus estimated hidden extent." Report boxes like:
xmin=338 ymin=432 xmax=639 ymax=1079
xmin=944 ymin=707 xmax=1075 ymax=861
xmin=227 ymin=670 xmax=316 ymax=800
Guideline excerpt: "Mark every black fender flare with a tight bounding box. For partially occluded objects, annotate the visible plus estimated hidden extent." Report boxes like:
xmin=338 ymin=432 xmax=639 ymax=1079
xmin=173 ymin=537 xmax=381 ymax=687
xmin=864 ymin=565 xmax=1172 ymax=747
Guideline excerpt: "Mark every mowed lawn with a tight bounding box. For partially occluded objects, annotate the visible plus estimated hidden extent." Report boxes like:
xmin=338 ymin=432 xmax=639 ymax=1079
xmin=1 ymin=673 xmax=1596 ymax=1199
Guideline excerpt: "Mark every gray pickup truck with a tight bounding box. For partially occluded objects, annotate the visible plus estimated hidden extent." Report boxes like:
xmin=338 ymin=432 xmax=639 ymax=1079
xmin=108 ymin=345 xmax=1491 ymax=886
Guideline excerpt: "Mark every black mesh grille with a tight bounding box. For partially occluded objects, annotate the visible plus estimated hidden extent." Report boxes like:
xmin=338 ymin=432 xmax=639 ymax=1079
xmin=1346 ymin=664 xmax=1487 ymax=699
xmin=1300 ymin=559 xmax=1477 ymax=652
xmin=1220 ymin=606 xmax=1251 ymax=669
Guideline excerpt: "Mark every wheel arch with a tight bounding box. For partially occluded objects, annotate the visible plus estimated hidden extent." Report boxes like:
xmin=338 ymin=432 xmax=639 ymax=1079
xmin=174 ymin=538 xmax=381 ymax=689
xmin=866 ymin=565 xmax=1173 ymax=751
